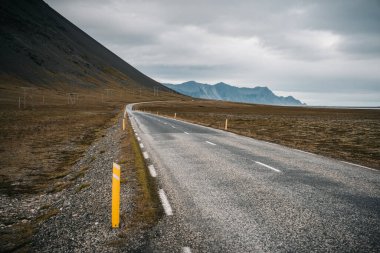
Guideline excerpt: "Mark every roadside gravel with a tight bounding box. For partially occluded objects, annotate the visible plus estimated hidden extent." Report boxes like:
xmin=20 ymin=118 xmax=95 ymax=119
xmin=30 ymin=118 xmax=138 ymax=252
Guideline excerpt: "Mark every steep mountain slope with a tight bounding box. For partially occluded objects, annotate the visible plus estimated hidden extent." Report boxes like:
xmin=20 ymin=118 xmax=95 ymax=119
xmin=165 ymin=81 xmax=304 ymax=105
xmin=0 ymin=0 xmax=172 ymax=93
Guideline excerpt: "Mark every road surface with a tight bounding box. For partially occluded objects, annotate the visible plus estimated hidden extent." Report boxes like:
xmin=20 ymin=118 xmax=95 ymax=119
xmin=126 ymin=105 xmax=380 ymax=252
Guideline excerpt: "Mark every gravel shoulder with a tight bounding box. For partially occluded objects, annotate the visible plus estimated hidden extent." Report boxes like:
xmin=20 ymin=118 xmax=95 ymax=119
xmin=27 ymin=114 xmax=158 ymax=252
xmin=28 ymin=116 xmax=128 ymax=251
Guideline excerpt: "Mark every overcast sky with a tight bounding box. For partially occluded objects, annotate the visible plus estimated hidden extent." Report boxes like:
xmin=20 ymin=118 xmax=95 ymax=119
xmin=45 ymin=0 xmax=380 ymax=106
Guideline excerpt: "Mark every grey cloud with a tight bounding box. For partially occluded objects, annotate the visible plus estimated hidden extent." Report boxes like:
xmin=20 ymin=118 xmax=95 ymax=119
xmin=44 ymin=0 xmax=380 ymax=105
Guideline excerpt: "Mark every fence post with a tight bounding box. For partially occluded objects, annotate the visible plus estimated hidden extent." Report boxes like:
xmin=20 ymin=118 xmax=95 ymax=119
xmin=112 ymin=163 xmax=121 ymax=228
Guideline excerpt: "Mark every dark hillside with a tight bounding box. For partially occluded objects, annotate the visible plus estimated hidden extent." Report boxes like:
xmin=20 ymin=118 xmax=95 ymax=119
xmin=0 ymin=0 xmax=173 ymax=93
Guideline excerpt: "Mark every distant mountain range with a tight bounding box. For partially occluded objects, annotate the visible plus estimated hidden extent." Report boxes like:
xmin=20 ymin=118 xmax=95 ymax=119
xmin=164 ymin=81 xmax=304 ymax=105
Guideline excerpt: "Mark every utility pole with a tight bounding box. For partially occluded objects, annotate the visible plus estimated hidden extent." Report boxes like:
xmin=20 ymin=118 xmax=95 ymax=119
xmin=153 ymin=87 xmax=159 ymax=96
xmin=20 ymin=87 xmax=35 ymax=109
xmin=66 ymin=93 xmax=79 ymax=105
xmin=104 ymin=88 xmax=114 ymax=102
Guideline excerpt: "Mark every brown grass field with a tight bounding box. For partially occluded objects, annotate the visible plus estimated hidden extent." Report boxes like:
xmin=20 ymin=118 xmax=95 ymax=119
xmin=0 ymin=86 xmax=181 ymax=195
xmin=136 ymin=100 xmax=380 ymax=170
xmin=0 ymin=85 xmax=183 ymax=251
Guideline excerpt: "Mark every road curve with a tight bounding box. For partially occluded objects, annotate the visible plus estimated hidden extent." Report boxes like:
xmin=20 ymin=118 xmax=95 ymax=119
xmin=126 ymin=105 xmax=380 ymax=252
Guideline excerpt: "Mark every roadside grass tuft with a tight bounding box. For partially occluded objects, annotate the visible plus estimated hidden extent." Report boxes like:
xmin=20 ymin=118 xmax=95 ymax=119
xmin=128 ymin=121 xmax=162 ymax=228
xmin=75 ymin=182 xmax=91 ymax=193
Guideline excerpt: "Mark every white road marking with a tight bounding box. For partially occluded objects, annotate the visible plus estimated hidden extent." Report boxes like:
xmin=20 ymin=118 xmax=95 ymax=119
xmin=148 ymin=165 xmax=157 ymax=177
xmin=296 ymin=149 xmax=314 ymax=155
xmin=184 ymin=131 xmax=189 ymax=135
xmin=255 ymin=161 xmax=281 ymax=173
xmin=341 ymin=161 xmax=377 ymax=171
xmin=171 ymin=125 xmax=176 ymax=128
xmin=159 ymin=189 xmax=173 ymax=216
xmin=206 ymin=141 xmax=216 ymax=146
xmin=143 ymin=152 xmax=149 ymax=159
xmin=164 ymin=122 xmax=168 ymax=125
xmin=139 ymin=143 xmax=144 ymax=149
xmin=182 ymin=247 xmax=192 ymax=253
xmin=137 ymin=137 xmax=141 ymax=141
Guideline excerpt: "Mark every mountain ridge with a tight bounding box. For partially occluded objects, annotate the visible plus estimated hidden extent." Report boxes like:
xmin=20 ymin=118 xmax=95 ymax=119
xmin=164 ymin=81 xmax=304 ymax=105
xmin=0 ymin=0 xmax=172 ymax=93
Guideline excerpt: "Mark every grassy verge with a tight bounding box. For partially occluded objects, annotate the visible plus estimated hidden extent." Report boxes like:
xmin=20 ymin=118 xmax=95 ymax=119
xmin=121 ymin=117 xmax=161 ymax=230
xmin=136 ymin=100 xmax=380 ymax=169
xmin=108 ymin=116 xmax=162 ymax=248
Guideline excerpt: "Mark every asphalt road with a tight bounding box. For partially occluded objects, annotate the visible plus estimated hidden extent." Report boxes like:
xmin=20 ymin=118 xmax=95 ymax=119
xmin=126 ymin=105 xmax=380 ymax=253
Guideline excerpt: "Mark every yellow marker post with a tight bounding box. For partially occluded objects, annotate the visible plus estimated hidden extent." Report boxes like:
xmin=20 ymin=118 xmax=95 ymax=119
xmin=122 ymin=118 xmax=126 ymax=131
xmin=225 ymin=118 xmax=228 ymax=130
xmin=112 ymin=162 xmax=121 ymax=228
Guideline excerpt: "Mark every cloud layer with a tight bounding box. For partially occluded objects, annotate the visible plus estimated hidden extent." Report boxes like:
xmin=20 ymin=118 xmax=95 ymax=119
xmin=45 ymin=0 xmax=380 ymax=106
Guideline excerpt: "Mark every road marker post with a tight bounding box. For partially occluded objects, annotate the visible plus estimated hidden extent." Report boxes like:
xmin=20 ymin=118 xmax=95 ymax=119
xmin=225 ymin=119 xmax=228 ymax=130
xmin=122 ymin=118 xmax=126 ymax=130
xmin=174 ymin=113 xmax=177 ymax=119
xmin=112 ymin=162 xmax=121 ymax=228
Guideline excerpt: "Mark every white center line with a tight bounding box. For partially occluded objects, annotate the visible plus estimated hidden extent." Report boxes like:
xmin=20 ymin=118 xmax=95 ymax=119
xmin=184 ymin=131 xmax=189 ymax=135
xmin=143 ymin=152 xmax=149 ymax=159
xmin=182 ymin=247 xmax=192 ymax=253
xmin=255 ymin=161 xmax=281 ymax=173
xmin=171 ymin=125 xmax=176 ymax=128
xmin=139 ymin=143 xmax=144 ymax=149
xmin=148 ymin=165 xmax=157 ymax=177
xmin=341 ymin=161 xmax=377 ymax=171
xmin=158 ymin=189 xmax=173 ymax=216
xmin=164 ymin=122 xmax=168 ymax=125
xmin=206 ymin=141 xmax=216 ymax=146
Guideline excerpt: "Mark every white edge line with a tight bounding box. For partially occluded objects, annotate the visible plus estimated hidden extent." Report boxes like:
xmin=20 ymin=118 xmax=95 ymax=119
xmin=139 ymin=143 xmax=144 ymax=148
xmin=143 ymin=152 xmax=149 ymax=159
xmin=148 ymin=165 xmax=157 ymax=177
xmin=159 ymin=189 xmax=173 ymax=215
xmin=296 ymin=149 xmax=314 ymax=155
xmin=255 ymin=161 xmax=281 ymax=173
xmin=341 ymin=161 xmax=377 ymax=171
xmin=206 ymin=141 xmax=216 ymax=146
xmin=137 ymin=137 xmax=141 ymax=141
xmin=182 ymin=247 xmax=192 ymax=253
